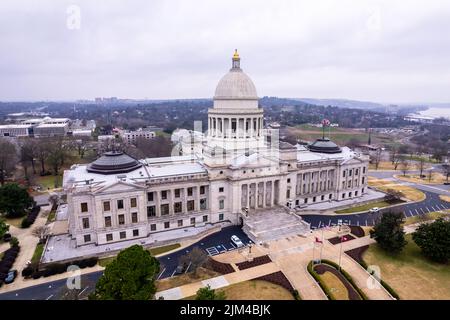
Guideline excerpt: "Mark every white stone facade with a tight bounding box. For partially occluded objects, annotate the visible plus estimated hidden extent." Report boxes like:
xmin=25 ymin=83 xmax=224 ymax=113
xmin=64 ymin=52 xmax=369 ymax=247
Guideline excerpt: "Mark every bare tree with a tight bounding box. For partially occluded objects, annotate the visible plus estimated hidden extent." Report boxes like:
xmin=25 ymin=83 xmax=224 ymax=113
xmin=427 ymin=169 xmax=433 ymax=182
xmin=418 ymin=154 xmax=426 ymax=178
xmin=178 ymin=247 xmax=208 ymax=278
xmin=442 ymin=163 xmax=450 ymax=183
xmin=400 ymin=156 xmax=409 ymax=176
xmin=370 ymin=148 xmax=383 ymax=170
xmin=32 ymin=225 xmax=50 ymax=241
xmin=35 ymin=138 xmax=51 ymax=175
xmin=0 ymin=138 xmax=18 ymax=185
xmin=48 ymin=193 xmax=60 ymax=210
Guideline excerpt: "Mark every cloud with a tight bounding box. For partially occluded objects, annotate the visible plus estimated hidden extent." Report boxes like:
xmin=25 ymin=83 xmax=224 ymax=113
xmin=0 ymin=0 xmax=449 ymax=102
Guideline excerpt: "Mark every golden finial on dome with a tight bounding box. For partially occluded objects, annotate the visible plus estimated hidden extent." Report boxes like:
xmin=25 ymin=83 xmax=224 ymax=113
xmin=233 ymin=49 xmax=240 ymax=59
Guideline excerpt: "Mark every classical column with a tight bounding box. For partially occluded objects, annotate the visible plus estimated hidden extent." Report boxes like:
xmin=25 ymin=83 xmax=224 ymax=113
xmin=262 ymin=181 xmax=266 ymax=208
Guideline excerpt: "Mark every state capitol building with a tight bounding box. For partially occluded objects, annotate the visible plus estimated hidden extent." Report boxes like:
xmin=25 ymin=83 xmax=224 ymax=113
xmin=63 ymin=51 xmax=370 ymax=247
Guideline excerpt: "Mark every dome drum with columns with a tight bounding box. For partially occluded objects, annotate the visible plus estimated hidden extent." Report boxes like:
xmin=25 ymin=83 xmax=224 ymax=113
xmin=206 ymin=50 xmax=265 ymax=156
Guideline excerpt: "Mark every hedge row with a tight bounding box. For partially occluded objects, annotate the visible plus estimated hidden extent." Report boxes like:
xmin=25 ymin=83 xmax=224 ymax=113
xmin=21 ymin=205 xmax=41 ymax=228
xmin=320 ymin=259 xmax=368 ymax=300
xmin=22 ymin=257 xmax=98 ymax=279
xmin=0 ymin=246 xmax=20 ymax=284
xmin=307 ymin=261 xmax=333 ymax=300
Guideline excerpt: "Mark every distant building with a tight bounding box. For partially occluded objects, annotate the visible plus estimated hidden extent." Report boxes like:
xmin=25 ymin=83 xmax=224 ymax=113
xmin=118 ymin=128 xmax=156 ymax=144
xmin=0 ymin=124 xmax=34 ymax=137
xmin=72 ymin=129 xmax=93 ymax=137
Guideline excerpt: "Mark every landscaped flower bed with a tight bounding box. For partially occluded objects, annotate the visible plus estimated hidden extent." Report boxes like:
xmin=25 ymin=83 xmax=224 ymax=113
xmin=206 ymin=258 xmax=235 ymax=275
xmin=236 ymin=255 xmax=272 ymax=270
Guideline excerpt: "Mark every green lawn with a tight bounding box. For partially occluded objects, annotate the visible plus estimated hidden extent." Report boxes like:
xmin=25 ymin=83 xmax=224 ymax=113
xmin=36 ymin=175 xmax=63 ymax=190
xmin=403 ymin=211 xmax=449 ymax=226
xmin=363 ymin=234 xmax=450 ymax=300
xmin=98 ymin=243 xmax=181 ymax=267
xmin=335 ymin=200 xmax=401 ymax=214
xmin=47 ymin=210 xmax=56 ymax=223
xmin=31 ymin=243 xmax=44 ymax=264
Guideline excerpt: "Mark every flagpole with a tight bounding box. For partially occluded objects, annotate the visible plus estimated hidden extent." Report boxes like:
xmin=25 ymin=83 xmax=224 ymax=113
xmin=320 ymin=228 xmax=324 ymax=262
xmin=338 ymin=235 xmax=343 ymax=272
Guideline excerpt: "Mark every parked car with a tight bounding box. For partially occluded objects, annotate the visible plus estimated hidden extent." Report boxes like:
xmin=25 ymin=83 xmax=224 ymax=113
xmin=369 ymin=207 xmax=380 ymax=214
xmin=4 ymin=270 xmax=17 ymax=284
xmin=231 ymin=235 xmax=244 ymax=248
xmin=2 ymin=233 xmax=11 ymax=242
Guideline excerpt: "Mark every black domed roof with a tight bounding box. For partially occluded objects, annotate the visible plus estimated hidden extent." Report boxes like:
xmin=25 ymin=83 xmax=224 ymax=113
xmin=87 ymin=152 xmax=142 ymax=174
xmin=308 ymin=138 xmax=342 ymax=154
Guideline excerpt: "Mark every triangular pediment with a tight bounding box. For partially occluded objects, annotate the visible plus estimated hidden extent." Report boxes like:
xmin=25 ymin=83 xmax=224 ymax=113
xmin=94 ymin=180 xmax=145 ymax=194
xmin=341 ymin=157 xmax=364 ymax=165
xmin=229 ymin=152 xmax=278 ymax=169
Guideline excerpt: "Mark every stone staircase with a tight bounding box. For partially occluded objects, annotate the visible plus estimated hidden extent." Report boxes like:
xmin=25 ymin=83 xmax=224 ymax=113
xmin=243 ymin=207 xmax=310 ymax=243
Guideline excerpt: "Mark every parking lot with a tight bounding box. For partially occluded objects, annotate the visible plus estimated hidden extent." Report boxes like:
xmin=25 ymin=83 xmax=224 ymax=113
xmin=156 ymin=226 xmax=252 ymax=279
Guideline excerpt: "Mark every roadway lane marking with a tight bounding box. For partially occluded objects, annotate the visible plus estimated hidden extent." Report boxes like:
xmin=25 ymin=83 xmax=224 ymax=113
xmin=78 ymin=286 xmax=89 ymax=296
xmin=431 ymin=206 xmax=436 ymax=212
xmin=415 ymin=209 xmax=419 ymax=215
xmin=328 ymin=220 xmax=331 ymax=226
xmin=318 ymin=221 xmax=321 ymax=228
xmin=157 ymin=268 xmax=166 ymax=280
xmin=357 ymin=221 xmax=360 ymax=226
xmin=171 ymin=268 xmax=177 ymax=278
xmin=206 ymin=247 xmax=219 ymax=256
xmin=420 ymin=208 xmax=425 ymax=214
xmin=365 ymin=220 xmax=368 ymax=226
xmin=185 ymin=262 xmax=192 ymax=274
xmin=229 ymin=242 xmax=236 ymax=249
xmin=46 ymin=294 xmax=53 ymax=300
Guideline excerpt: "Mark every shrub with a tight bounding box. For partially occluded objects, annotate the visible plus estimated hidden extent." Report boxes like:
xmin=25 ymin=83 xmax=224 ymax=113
xmin=21 ymin=266 xmax=34 ymax=278
xmin=21 ymin=217 xmax=32 ymax=228
xmin=10 ymin=237 xmax=19 ymax=248
xmin=32 ymin=271 xmax=42 ymax=279
xmin=292 ymin=289 xmax=301 ymax=300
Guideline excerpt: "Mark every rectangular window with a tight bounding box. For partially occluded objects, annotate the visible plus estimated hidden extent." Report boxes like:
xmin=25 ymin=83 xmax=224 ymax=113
xmin=349 ymin=192 xmax=352 ymax=197
xmin=84 ymin=235 xmax=91 ymax=243
xmin=329 ymin=194 xmax=332 ymax=200
xmin=349 ymin=169 xmax=353 ymax=176
xmin=81 ymin=202 xmax=88 ymax=213
xmin=200 ymin=186 xmax=206 ymax=195
xmin=321 ymin=195 xmax=324 ymax=201
xmin=348 ymin=181 xmax=351 ymax=188
xmin=313 ymin=196 xmax=316 ymax=203
xmin=147 ymin=206 xmax=156 ymax=218
xmin=177 ymin=219 xmax=183 ymax=227
xmin=287 ymin=178 xmax=291 ymax=183
xmin=362 ymin=188 xmax=365 ymax=193
xmin=174 ymin=189 xmax=181 ymax=198
xmin=131 ymin=212 xmax=138 ymax=223
xmin=118 ymin=214 xmax=125 ymax=225
xmin=103 ymin=201 xmax=110 ymax=212
xmin=342 ymin=193 xmax=346 ymax=199
xmin=161 ymin=204 xmax=169 ymax=215
xmin=133 ymin=229 xmax=139 ymax=237
xmin=219 ymin=187 xmax=224 ymax=193
xmin=104 ymin=216 xmax=112 ymax=227
xmin=174 ymin=202 xmax=182 ymax=213
xmin=130 ymin=198 xmax=137 ymax=208
xmin=161 ymin=190 xmax=168 ymax=200
xmin=190 ymin=217 xmax=195 ymax=225
xmin=117 ymin=199 xmax=124 ymax=210
xmin=203 ymin=215 xmax=208 ymax=222
xmin=219 ymin=213 xmax=224 ymax=221
xmin=120 ymin=231 xmax=126 ymax=239
xmin=150 ymin=224 xmax=156 ymax=231
xmin=164 ymin=221 xmax=170 ymax=229
xmin=304 ymin=198 xmax=308 ymax=204
xmin=356 ymin=169 xmax=359 ymax=176
xmin=363 ymin=167 xmax=366 ymax=174
xmin=147 ymin=192 xmax=154 ymax=202
xmin=362 ymin=177 xmax=365 ymax=184
xmin=187 ymin=200 xmax=195 ymax=211
xmin=200 ymin=198 xmax=207 ymax=210
xmin=343 ymin=171 xmax=346 ymax=178
xmin=187 ymin=187 xmax=193 ymax=196
xmin=219 ymin=199 xmax=225 ymax=210
xmin=82 ymin=217 xmax=89 ymax=229
xmin=355 ymin=191 xmax=358 ymax=196
xmin=106 ymin=234 xmax=113 ymax=242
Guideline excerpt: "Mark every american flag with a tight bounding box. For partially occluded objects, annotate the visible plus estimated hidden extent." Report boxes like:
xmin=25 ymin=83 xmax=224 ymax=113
xmin=322 ymin=119 xmax=331 ymax=126
xmin=315 ymin=237 xmax=323 ymax=244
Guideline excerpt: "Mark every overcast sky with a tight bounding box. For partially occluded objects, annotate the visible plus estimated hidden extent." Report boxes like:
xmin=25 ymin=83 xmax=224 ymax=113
xmin=1 ymin=0 xmax=450 ymax=103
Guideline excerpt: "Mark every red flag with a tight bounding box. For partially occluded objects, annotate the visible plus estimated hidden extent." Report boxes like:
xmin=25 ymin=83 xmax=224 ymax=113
xmin=315 ymin=237 xmax=323 ymax=243
xmin=322 ymin=119 xmax=331 ymax=126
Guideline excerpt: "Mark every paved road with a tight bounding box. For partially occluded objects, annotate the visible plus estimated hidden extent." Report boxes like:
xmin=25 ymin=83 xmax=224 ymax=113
xmin=302 ymin=188 xmax=450 ymax=229
xmin=0 ymin=225 xmax=251 ymax=300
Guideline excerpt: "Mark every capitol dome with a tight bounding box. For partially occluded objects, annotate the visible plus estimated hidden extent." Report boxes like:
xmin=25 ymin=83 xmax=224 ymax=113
xmin=214 ymin=50 xmax=258 ymax=100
